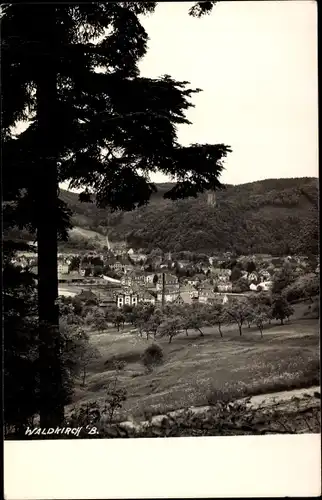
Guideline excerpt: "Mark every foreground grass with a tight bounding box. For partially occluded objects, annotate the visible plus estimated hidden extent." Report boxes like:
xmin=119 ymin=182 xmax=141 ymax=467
xmin=68 ymin=315 xmax=320 ymax=421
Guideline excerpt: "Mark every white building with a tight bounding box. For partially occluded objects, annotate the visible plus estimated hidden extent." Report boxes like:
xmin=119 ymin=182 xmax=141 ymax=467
xmin=117 ymin=291 xmax=138 ymax=308
xmin=256 ymin=281 xmax=272 ymax=292
xmin=58 ymin=262 xmax=69 ymax=274
xmin=217 ymin=282 xmax=232 ymax=292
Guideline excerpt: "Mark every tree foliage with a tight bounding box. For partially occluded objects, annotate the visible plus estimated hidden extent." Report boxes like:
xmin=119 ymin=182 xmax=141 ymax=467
xmin=270 ymin=296 xmax=294 ymax=325
xmin=225 ymin=298 xmax=251 ymax=336
xmin=158 ymin=317 xmax=182 ymax=344
xmin=2 ymin=2 xmax=231 ymax=426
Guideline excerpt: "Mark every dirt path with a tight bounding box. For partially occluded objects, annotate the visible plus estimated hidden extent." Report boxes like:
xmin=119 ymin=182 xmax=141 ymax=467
xmin=246 ymin=386 xmax=320 ymax=407
xmin=117 ymin=386 xmax=320 ymax=430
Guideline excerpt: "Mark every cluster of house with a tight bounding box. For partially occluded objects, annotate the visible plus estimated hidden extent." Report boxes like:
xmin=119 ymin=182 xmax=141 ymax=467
xmin=12 ymin=248 xmax=319 ymax=311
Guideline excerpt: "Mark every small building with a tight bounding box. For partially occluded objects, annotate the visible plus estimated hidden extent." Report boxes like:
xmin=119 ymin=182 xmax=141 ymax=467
xmin=129 ymin=271 xmax=145 ymax=285
xmin=98 ymin=294 xmax=116 ymax=310
xmin=187 ymin=278 xmax=199 ymax=287
xmin=128 ymin=252 xmax=147 ymax=263
xmin=76 ymin=289 xmax=99 ymax=304
xmin=258 ymin=270 xmax=271 ymax=282
xmin=217 ymin=282 xmax=232 ymax=293
xmin=155 ymin=273 xmax=178 ymax=291
xmin=145 ymin=273 xmax=156 ymax=285
xmin=112 ymin=261 xmax=123 ymax=273
xmin=256 ymin=281 xmax=272 ymax=292
xmin=58 ymin=261 xmax=69 ymax=274
xmin=156 ymin=286 xmax=180 ymax=303
xmin=198 ymin=285 xmax=215 ymax=304
xmin=212 ymin=269 xmax=231 ymax=282
xmin=247 ymin=272 xmax=258 ymax=283
xmin=121 ymin=275 xmax=133 ymax=287
xmin=138 ymin=290 xmax=156 ymax=306
xmin=177 ymin=260 xmax=190 ymax=269
xmin=58 ymin=270 xmax=85 ymax=284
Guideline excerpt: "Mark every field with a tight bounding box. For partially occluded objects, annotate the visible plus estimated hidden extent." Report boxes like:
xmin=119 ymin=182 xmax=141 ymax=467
xmin=67 ymin=303 xmax=320 ymax=422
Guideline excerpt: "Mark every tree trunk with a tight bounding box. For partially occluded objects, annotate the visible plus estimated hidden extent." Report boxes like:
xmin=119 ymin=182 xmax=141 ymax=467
xmin=185 ymin=329 xmax=189 ymax=336
xmin=168 ymin=335 xmax=172 ymax=344
xmin=197 ymin=328 xmax=204 ymax=337
xmin=36 ymin=6 xmax=64 ymax=427
xmin=218 ymin=324 xmax=223 ymax=338
xmin=259 ymin=326 xmax=263 ymax=338
xmin=238 ymin=324 xmax=242 ymax=336
xmin=82 ymin=367 xmax=86 ymax=387
xmin=280 ymin=319 xmax=284 ymax=325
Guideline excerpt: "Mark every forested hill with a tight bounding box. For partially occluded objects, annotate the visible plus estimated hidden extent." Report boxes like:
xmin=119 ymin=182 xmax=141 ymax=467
xmin=57 ymin=177 xmax=319 ymax=256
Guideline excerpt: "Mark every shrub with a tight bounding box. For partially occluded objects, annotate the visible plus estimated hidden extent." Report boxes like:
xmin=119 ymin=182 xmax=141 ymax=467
xmin=141 ymin=344 xmax=164 ymax=371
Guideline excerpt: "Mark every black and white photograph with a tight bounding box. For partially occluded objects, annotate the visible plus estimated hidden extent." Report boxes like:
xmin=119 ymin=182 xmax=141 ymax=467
xmin=2 ymin=0 xmax=320 ymax=497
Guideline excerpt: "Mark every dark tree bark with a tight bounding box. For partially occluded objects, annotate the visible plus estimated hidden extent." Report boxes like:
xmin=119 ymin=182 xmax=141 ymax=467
xmin=218 ymin=323 xmax=223 ymax=338
xmin=82 ymin=367 xmax=86 ymax=387
xmin=36 ymin=6 xmax=64 ymax=427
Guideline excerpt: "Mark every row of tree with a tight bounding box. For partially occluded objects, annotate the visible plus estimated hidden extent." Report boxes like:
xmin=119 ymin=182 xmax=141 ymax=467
xmin=130 ymin=294 xmax=293 ymax=342
xmin=62 ymin=290 xmax=295 ymax=343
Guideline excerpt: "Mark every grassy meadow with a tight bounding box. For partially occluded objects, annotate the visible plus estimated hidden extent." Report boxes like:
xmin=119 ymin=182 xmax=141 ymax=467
xmin=67 ymin=302 xmax=320 ymax=421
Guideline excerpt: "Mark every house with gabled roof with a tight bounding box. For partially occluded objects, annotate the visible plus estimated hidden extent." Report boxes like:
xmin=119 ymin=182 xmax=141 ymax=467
xmin=76 ymin=289 xmax=99 ymax=304
xmin=156 ymin=285 xmax=180 ymax=304
xmin=247 ymin=271 xmax=258 ymax=283
xmin=155 ymin=273 xmax=179 ymax=290
xmin=138 ymin=290 xmax=156 ymax=305
xmin=199 ymin=289 xmax=217 ymax=304
xmin=145 ymin=273 xmax=157 ymax=285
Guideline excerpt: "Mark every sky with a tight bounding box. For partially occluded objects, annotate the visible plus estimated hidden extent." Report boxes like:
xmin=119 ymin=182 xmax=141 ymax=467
xmin=136 ymin=0 xmax=318 ymax=185
xmin=14 ymin=1 xmax=317 ymax=189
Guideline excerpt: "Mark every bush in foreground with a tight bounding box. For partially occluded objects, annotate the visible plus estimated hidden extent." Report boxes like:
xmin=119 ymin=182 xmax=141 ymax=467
xmin=141 ymin=344 xmax=164 ymax=371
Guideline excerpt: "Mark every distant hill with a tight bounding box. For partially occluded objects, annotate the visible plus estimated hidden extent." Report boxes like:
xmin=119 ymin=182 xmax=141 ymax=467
xmin=57 ymin=177 xmax=318 ymax=255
